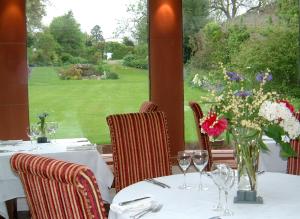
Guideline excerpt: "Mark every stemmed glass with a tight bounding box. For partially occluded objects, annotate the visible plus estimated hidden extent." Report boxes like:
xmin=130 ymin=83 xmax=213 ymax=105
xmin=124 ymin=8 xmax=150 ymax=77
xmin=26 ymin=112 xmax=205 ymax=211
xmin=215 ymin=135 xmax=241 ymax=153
xmin=27 ymin=125 xmax=40 ymax=149
xmin=220 ymin=165 xmax=235 ymax=216
xmin=47 ymin=122 xmax=58 ymax=142
xmin=177 ymin=151 xmax=192 ymax=189
xmin=210 ymin=163 xmax=226 ymax=211
xmin=192 ymin=150 xmax=208 ymax=191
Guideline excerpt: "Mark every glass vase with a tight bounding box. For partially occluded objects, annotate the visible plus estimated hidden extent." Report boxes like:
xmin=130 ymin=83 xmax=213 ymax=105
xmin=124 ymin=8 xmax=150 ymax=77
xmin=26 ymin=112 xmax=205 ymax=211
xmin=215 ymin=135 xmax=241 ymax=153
xmin=232 ymin=128 xmax=260 ymax=191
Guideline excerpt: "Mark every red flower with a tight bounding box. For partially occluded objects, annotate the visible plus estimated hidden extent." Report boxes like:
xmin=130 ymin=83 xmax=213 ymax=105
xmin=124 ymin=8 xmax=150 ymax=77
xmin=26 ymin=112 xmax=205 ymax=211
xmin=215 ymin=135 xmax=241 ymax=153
xmin=201 ymin=113 xmax=228 ymax=137
xmin=277 ymin=100 xmax=295 ymax=113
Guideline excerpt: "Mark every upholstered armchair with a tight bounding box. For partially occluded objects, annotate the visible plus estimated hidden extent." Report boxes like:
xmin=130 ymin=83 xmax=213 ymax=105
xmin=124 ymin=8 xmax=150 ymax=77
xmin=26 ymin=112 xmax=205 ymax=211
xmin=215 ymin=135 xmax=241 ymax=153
xmin=10 ymin=153 xmax=107 ymax=219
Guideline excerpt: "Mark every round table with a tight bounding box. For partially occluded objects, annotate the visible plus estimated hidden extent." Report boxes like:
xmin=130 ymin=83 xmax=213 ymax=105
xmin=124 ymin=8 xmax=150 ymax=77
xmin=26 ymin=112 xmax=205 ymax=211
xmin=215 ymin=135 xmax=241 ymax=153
xmin=109 ymin=172 xmax=300 ymax=219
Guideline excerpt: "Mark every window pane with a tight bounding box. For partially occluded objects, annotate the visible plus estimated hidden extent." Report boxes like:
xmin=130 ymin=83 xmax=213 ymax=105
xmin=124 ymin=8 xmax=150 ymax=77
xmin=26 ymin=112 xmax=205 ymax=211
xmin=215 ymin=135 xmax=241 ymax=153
xmin=27 ymin=0 xmax=149 ymax=144
xmin=183 ymin=0 xmax=300 ymax=148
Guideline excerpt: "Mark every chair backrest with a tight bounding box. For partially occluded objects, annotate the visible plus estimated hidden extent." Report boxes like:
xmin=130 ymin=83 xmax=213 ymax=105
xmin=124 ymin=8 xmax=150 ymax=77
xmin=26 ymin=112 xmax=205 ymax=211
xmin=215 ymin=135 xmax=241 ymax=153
xmin=107 ymin=112 xmax=171 ymax=192
xmin=10 ymin=153 xmax=107 ymax=219
xmin=287 ymin=111 xmax=300 ymax=175
xmin=189 ymin=101 xmax=213 ymax=171
xmin=294 ymin=111 xmax=300 ymax=120
xmin=139 ymin=101 xmax=158 ymax=113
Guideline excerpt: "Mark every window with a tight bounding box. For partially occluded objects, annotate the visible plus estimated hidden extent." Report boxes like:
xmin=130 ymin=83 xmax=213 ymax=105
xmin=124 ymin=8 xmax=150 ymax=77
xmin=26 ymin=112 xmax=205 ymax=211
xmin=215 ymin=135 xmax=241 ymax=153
xmin=183 ymin=0 xmax=300 ymax=147
xmin=27 ymin=0 xmax=149 ymax=144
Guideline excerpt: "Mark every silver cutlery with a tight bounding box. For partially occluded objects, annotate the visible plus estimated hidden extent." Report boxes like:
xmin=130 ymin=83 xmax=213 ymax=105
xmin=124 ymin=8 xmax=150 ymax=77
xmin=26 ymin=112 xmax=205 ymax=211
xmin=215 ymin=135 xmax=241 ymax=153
xmin=257 ymin=170 xmax=265 ymax=175
xmin=0 ymin=150 xmax=11 ymax=153
xmin=130 ymin=203 xmax=163 ymax=219
xmin=145 ymin=178 xmax=171 ymax=188
xmin=118 ymin=196 xmax=151 ymax=206
xmin=76 ymin=140 xmax=89 ymax=142
xmin=0 ymin=149 xmax=27 ymax=153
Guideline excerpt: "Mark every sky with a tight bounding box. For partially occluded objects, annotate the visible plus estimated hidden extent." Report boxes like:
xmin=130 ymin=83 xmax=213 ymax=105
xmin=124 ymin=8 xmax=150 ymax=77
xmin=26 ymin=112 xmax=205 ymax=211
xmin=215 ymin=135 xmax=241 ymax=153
xmin=42 ymin=0 xmax=132 ymax=40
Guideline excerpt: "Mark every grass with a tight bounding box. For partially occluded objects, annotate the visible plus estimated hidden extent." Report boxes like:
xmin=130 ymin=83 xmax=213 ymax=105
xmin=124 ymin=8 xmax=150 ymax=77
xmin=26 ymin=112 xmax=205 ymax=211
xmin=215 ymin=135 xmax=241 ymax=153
xmin=29 ymin=64 xmax=300 ymax=145
xmin=29 ymin=65 xmax=148 ymax=144
xmin=29 ymin=64 xmax=206 ymax=144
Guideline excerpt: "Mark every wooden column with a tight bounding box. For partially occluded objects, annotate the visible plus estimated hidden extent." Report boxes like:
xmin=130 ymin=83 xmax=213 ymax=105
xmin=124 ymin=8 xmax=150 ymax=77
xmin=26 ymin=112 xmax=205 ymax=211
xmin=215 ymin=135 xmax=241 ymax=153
xmin=0 ymin=0 xmax=29 ymax=140
xmin=149 ymin=0 xmax=184 ymax=156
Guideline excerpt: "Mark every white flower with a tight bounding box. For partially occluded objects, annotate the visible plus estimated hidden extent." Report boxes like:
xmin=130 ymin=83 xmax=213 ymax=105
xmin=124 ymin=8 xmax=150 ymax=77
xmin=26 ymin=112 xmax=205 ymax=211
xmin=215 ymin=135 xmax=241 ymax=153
xmin=259 ymin=101 xmax=278 ymax=121
xmin=259 ymin=101 xmax=300 ymax=139
xmin=279 ymin=117 xmax=300 ymax=139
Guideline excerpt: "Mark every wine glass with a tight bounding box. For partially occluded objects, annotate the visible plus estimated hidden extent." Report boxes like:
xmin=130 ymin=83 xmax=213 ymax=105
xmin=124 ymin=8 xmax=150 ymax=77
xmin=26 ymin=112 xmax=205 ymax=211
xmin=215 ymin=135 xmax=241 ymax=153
xmin=192 ymin=150 xmax=208 ymax=191
xmin=27 ymin=125 xmax=40 ymax=148
xmin=47 ymin=122 xmax=58 ymax=142
xmin=220 ymin=165 xmax=235 ymax=216
xmin=210 ymin=163 xmax=227 ymax=211
xmin=177 ymin=151 xmax=192 ymax=189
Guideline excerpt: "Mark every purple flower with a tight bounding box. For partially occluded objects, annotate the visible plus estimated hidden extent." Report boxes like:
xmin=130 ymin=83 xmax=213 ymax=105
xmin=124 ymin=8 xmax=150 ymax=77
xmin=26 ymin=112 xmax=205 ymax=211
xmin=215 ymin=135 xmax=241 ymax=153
xmin=235 ymin=90 xmax=252 ymax=98
xmin=226 ymin=72 xmax=242 ymax=81
xmin=256 ymin=72 xmax=273 ymax=82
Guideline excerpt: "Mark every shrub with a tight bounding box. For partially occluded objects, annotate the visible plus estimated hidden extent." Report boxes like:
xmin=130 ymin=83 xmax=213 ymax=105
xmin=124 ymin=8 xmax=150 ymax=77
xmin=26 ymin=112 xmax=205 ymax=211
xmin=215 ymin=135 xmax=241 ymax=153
xmin=58 ymin=64 xmax=103 ymax=80
xmin=232 ymin=26 xmax=298 ymax=85
xmin=58 ymin=65 xmax=82 ymax=80
xmin=70 ymin=56 xmax=88 ymax=64
xmin=123 ymin=54 xmax=135 ymax=67
xmin=105 ymin=71 xmax=119 ymax=80
xmin=132 ymin=58 xmax=148 ymax=69
xmin=105 ymin=41 xmax=134 ymax=59
xmin=96 ymin=62 xmax=105 ymax=73
xmin=122 ymin=54 xmax=148 ymax=69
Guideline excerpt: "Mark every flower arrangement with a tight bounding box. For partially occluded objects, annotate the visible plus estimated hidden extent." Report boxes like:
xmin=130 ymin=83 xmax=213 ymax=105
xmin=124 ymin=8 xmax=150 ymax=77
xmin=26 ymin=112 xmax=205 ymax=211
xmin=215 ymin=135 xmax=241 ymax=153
xmin=36 ymin=112 xmax=49 ymax=143
xmin=193 ymin=65 xmax=300 ymax=156
xmin=193 ymin=64 xmax=300 ymax=194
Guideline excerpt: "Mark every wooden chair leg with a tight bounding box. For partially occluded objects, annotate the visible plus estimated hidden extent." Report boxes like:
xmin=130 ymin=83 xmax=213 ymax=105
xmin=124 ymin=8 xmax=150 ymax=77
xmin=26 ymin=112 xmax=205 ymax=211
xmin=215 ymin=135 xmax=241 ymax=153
xmin=5 ymin=199 xmax=17 ymax=219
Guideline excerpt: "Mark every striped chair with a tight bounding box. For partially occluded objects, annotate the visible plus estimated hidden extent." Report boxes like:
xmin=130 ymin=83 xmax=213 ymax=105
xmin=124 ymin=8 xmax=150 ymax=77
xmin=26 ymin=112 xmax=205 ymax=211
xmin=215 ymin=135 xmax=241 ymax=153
xmin=107 ymin=112 xmax=171 ymax=192
xmin=287 ymin=111 xmax=300 ymax=175
xmin=139 ymin=101 xmax=158 ymax=113
xmin=189 ymin=101 xmax=236 ymax=171
xmin=10 ymin=153 xmax=107 ymax=219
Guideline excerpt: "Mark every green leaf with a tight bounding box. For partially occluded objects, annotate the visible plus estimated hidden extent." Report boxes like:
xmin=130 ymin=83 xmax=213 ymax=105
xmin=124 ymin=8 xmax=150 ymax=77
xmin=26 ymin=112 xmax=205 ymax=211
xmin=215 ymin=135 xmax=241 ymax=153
xmin=264 ymin=125 xmax=284 ymax=143
xmin=278 ymin=141 xmax=297 ymax=158
xmin=244 ymin=130 xmax=260 ymax=139
xmin=225 ymin=130 xmax=231 ymax=145
xmin=258 ymin=138 xmax=270 ymax=151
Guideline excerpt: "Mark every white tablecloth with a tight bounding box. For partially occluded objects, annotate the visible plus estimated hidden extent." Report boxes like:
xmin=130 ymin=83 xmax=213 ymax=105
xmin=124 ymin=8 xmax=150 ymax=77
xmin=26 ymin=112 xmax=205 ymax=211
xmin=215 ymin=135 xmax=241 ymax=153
xmin=0 ymin=138 xmax=114 ymax=219
xmin=258 ymin=138 xmax=288 ymax=173
xmin=109 ymin=172 xmax=300 ymax=219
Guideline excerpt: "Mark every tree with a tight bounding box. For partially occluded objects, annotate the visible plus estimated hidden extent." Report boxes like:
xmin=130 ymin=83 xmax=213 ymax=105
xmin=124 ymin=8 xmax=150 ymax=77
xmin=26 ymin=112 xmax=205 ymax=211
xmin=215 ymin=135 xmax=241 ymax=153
xmin=90 ymin=25 xmax=105 ymax=43
xmin=209 ymin=0 xmax=273 ymax=20
xmin=49 ymin=11 xmax=84 ymax=57
xmin=29 ymin=28 xmax=60 ymax=65
xmin=276 ymin=0 xmax=299 ymax=84
xmin=277 ymin=0 xmax=299 ymax=25
xmin=122 ymin=37 xmax=135 ymax=47
xmin=183 ymin=0 xmax=209 ymax=62
xmin=115 ymin=0 xmax=148 ymax=44
xmin=26 ymin=0 xmax=48 ymax=32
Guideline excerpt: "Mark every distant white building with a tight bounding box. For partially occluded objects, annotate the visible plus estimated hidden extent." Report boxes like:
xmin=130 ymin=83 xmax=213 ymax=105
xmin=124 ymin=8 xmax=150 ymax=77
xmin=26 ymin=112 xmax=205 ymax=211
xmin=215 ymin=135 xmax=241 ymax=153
xmin=106 ymin=52 xmax=113 ymax=60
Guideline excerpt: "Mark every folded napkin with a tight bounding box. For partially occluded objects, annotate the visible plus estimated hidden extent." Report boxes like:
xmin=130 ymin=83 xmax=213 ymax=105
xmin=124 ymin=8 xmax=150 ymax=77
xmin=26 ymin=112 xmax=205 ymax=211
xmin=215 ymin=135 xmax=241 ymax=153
xmin=110 ymin=197 xmax=155 ymax=215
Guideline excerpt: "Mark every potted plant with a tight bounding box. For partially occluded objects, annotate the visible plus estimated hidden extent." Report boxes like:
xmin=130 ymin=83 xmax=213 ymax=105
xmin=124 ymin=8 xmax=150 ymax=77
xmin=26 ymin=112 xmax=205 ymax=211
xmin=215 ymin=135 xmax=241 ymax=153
xmin=37 ymin=112 xmax=49 ymax=143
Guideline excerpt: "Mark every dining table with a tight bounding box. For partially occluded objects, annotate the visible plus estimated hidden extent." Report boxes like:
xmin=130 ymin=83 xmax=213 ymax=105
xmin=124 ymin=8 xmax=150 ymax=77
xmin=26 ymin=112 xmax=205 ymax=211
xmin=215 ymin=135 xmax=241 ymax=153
xmin=109 ymin=172 xmax=300 ymax=219
xmin=0 ymin=138 xmax=114 ymax=219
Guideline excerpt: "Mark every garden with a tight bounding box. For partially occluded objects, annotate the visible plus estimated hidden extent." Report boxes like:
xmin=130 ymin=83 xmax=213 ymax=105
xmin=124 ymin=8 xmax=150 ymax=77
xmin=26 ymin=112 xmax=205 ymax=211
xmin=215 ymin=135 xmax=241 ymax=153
xmin=27 ymin=0 xmax=299 ymax=145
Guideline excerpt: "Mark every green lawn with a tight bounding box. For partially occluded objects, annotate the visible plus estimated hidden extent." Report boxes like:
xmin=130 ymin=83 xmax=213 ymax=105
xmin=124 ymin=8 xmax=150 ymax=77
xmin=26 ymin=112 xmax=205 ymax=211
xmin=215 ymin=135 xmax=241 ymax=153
xmin=29 ymin=64 xmax=300 ymax=144
xmin=29 ymin=64 xmax=205 ymax=144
